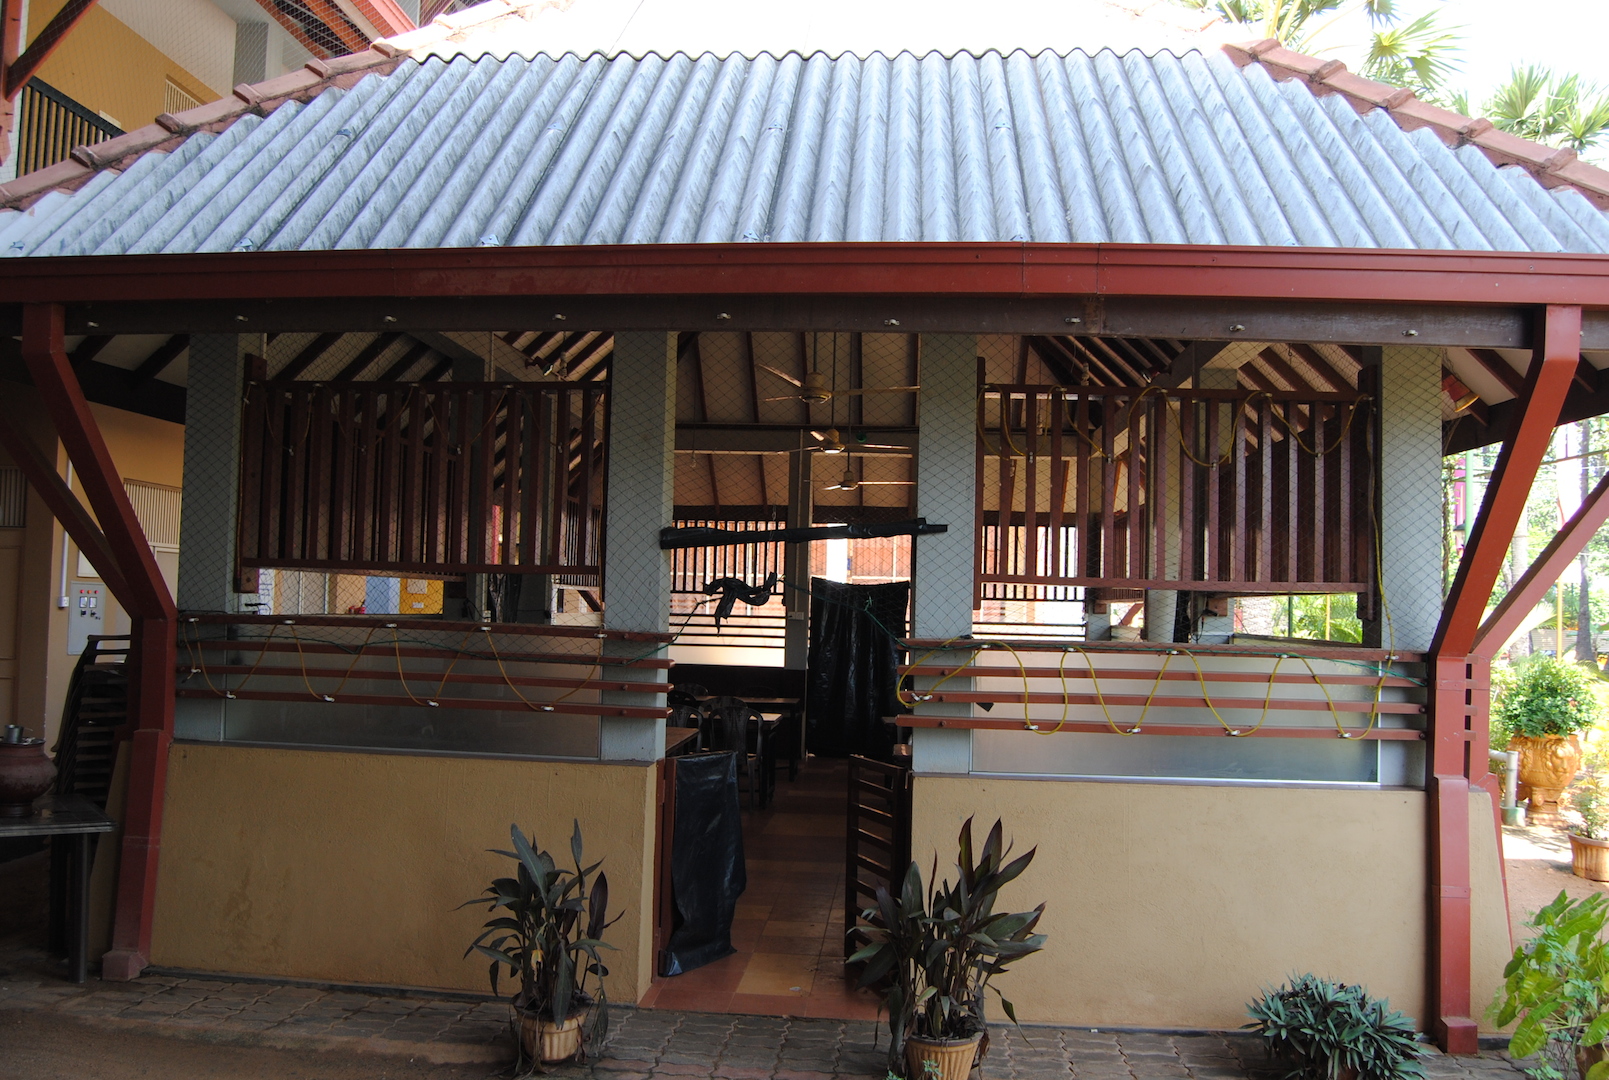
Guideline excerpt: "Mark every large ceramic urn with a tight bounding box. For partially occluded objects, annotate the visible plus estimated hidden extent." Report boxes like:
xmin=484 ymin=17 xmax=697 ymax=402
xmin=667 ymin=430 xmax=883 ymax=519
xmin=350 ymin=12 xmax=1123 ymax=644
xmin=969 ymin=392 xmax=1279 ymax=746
xmin=0 ymin=727 xmax=56 ymax=818
xmin=1511 ymin=733 xmax=1584 ymax=825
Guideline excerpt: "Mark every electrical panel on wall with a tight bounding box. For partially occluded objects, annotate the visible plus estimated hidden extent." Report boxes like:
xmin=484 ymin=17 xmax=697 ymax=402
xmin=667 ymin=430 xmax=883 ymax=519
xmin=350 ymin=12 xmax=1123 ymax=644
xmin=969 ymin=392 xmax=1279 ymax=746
xmin=67 ymin=581 xmax=104 ymax=657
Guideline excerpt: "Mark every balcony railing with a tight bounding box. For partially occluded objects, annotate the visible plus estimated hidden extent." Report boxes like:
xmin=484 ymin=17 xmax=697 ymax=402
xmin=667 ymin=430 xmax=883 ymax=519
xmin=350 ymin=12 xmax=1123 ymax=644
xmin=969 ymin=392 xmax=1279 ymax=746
xmin=15 ymin=78 xmax=122 ymax=177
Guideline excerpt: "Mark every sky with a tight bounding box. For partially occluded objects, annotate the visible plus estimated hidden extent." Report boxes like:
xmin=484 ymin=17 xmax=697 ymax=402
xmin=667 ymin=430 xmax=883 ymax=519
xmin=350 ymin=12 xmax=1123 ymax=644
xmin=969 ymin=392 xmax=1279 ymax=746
xmin=1307 ymin=0 xmax=1609 ymax=111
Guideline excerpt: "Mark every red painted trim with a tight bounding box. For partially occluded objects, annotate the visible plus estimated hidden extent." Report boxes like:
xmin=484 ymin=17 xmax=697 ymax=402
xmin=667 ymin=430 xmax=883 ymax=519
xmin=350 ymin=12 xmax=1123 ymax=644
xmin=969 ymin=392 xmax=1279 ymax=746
xmin=1434 ymin=306 xmax=1581 ymax=657
xmin=21 ymin=303 xmax=175 ymax=981
xmin=350 ymin=0 xmax=414 ymax=36
xmin=3 ymin=0 xmax=97 ymax=99
xmin=0 ymin=0 xmax=20 ymax=164
xmin=1474 ymin=468 xmax=1609 ymax=658
xmin=8 ymin=243 xmax=1609 ymax=307
xmin=0 ymin=406 xmax=135 ymax=603
xmin=101 ymin=617 xmax=173 ymax=982
xmin=20 ymin=304 xmax=175 ymax=621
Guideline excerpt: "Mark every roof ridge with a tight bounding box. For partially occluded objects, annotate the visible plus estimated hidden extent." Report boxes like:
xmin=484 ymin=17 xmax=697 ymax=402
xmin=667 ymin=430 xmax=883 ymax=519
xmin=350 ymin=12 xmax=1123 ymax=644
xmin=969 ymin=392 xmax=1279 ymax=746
xmin=0 ymin=47 xmax=406 ymax=211
xmin=1223 ymin=37 xmax=1609 ymax=211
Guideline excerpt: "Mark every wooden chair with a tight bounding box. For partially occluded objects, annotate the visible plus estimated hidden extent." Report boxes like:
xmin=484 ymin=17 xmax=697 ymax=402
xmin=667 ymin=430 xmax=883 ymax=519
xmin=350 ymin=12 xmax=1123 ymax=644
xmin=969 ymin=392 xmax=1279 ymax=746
xmin=701 ymin=696 xmax=767 ymax=809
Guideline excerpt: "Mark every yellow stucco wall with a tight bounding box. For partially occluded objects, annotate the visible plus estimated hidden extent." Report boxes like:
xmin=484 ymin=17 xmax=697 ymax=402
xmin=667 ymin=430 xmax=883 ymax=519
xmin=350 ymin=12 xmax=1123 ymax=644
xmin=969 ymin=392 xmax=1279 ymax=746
xmin=28 ymin=2 xmax=216 ymax=133
xmin=911 ymin=777 xmax=1511 ymax=1032
xmin=151 ymin=744 xmax=660 ymax=1002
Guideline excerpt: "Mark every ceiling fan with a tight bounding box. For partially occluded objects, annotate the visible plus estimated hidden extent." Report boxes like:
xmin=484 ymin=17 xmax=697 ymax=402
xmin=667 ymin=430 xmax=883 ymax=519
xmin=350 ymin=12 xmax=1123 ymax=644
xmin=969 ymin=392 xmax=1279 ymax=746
xmin=819 ymin=456 xmax=917 ymax=493
xmin=759 ymin=333 xmax=918 ymax=404
xmin=808 ymin=427 xmax=908 ymax=454
xmin=760 ymin=366 xmax=920 ymax=404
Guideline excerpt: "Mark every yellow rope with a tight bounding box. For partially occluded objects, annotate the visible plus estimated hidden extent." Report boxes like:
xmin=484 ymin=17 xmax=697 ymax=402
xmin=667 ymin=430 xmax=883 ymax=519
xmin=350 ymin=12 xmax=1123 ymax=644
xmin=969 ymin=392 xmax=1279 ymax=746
xmin=481 ymin=626 xmax=559 ymax=712
xmin=390 ymin=625 xmax=440 ymax=708
xmin=181 ymin=619 xmax=231 ymax=699
xmin=325 ymin=625 xmax=378 ymax=700
xmin=288 ymin=623 xmax=333 ymax=702
xmin=896 ymin=635 xmax=984 ymax=707
xmin=227 ymin=622 xmax=280 ymax=699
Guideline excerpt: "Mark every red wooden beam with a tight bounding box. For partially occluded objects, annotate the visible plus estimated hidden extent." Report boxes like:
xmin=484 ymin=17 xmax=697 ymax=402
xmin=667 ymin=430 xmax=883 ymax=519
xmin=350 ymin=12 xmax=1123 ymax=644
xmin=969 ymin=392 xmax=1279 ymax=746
xmin=1473 ymin=467 xmax=1609 ymax=659
xmin=21 ymin=305 xmax=173 ymax=620
xmin=3 ymin=0 xmax=98 ymax=99
xmin=0 ymin=403 xmax=134 ymax=601
xmin=1434 ymin=306 xmax=1581 ymax=656
xmin=1425 ymin=305 xmax=1582 ymax=1055
xmin=21 ymin=303 xmax=175 ymax=982
xmin=0 ymin=0 xmax=20 ymax=165
xmin=12 ymin=243 xmax=1609 ymax=308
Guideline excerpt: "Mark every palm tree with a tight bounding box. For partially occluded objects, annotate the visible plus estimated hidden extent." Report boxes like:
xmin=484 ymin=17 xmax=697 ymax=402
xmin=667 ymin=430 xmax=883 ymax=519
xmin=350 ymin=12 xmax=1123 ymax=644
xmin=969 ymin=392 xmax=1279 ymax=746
xmin=1174 ymin=0 xmax=1463 ymax=97
xmin=1463 ymin=66 xmax=1609 ymax=154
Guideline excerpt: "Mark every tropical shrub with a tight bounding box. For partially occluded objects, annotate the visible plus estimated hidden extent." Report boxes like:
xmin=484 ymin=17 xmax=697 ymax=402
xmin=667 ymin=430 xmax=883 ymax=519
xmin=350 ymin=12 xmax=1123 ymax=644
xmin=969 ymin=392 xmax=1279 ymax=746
xmin=1245 ymin=974 xmax=1423 ymax=1080
xmin=1495 ymin=658 xmax=1604 ymax=739
xmin=1492 ymin=891 xmax=1609 ymax=1080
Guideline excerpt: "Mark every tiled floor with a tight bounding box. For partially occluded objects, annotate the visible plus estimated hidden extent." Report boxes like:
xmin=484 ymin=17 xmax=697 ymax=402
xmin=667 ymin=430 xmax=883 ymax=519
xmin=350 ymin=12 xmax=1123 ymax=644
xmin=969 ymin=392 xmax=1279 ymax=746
xmin=639 ymin=758 xmax=881 ymax=1020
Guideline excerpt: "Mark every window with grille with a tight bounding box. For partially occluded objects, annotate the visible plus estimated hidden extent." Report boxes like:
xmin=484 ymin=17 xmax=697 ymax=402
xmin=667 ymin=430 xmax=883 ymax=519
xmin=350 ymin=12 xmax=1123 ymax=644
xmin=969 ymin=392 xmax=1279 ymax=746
xmin=0 ymin=467 xmax=25 ymax=527
xmin=163 ymin=78 xmax=202 ymax=115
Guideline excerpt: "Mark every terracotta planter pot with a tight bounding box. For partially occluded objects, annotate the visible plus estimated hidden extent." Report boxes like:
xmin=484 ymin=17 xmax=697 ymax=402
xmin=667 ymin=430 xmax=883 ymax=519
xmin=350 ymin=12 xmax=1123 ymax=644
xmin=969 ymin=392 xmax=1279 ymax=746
xmin=1511 ymin=734 xmax=1584 ymax=823
xmin=0 ymin=739 xmax=55 ymax=818
xmin=512 ymin=1006 xmax=583 ymax=1063
xmin=1570 ymin=833 xmax=1609 ymax=881
xmin=905 ymin=1033 xmax=982 ymax=1080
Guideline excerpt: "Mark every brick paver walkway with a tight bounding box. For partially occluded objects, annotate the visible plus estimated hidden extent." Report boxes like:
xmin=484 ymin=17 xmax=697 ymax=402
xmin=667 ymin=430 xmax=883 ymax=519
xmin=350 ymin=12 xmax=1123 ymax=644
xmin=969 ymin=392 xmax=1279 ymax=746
xmin=0 ymin=955 xmax=1537 ymax=1080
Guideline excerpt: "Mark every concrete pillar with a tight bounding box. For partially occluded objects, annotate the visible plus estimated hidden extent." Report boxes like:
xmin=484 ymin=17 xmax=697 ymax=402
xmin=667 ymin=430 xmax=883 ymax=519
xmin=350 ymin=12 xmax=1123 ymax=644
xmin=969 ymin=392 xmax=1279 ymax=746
xmin=1368 ymin=346 xmax=1445 ymax=652
xmin=177 ymin=335 xmax=258 ymax=613
xmin=174 ymin=334 xmax=258 ymax=741
xmin=910 ymin=334 xmax=976 ymax=775
xmin=599 ymin=331 xmax=676 ymax=761
xmin=1193 ymin=365 xmax=1239 ymax=643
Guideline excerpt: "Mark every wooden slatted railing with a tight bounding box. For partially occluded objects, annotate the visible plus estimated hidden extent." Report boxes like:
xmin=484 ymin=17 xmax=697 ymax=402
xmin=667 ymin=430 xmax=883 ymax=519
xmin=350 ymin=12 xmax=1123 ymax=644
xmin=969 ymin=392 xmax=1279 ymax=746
xmin=176 ymin=615 xmax=669 ymax=720
xmin=899 ymin=638 xmax=1425 ymax=740
xmin=978 ymin=383 xmax=1374 ymax=596
xmin=239 ymin=381 xmax=606 ymax=579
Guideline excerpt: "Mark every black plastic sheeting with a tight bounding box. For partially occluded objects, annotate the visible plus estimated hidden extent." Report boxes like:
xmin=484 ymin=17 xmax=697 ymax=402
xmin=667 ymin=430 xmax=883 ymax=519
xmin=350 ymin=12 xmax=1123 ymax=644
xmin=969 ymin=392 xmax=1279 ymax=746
xmin=805 ymin=578 xmax=910 ymax=760
xmin=660 ymin=752 xmax=747 ymax=977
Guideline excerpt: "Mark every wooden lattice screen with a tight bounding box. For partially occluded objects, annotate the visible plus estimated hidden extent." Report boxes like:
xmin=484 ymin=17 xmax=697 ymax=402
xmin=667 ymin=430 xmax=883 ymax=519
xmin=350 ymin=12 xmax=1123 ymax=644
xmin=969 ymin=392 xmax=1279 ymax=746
xmin=977 ymin=384 xmax=1375 ymax=596
xmin=239 ymin=382 xmax=607 ymax=578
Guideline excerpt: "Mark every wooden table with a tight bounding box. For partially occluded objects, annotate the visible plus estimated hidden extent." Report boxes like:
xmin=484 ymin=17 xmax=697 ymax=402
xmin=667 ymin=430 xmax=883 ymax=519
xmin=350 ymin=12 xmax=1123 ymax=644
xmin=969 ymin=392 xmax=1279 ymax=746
xmin=0 ymin=794 xmax=116 ymax=983
xmin=742 ymin=697 xmax=803 ymax=783
xmin=665 ymin=726 xmax=701 ymax=757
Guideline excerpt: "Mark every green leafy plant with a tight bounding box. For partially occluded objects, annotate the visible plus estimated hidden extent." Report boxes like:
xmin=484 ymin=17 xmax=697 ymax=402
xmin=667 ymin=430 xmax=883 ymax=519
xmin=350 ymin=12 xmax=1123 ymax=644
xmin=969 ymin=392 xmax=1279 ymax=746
xmin=463 ymin=821 xmax=618 ymax=1027
xmin=1495 ymin=658 xmax=1604 ymax=739
xmin=1492 ymin=891 xmax=1609 ymax=1080
xmin=1245 ymin=974 xmax=1423 ymax=1080
xmin=850 ymin=817 xmax=1047 ymax=1076
xmin=1571 ymin=773 xmax=1609 ymax=842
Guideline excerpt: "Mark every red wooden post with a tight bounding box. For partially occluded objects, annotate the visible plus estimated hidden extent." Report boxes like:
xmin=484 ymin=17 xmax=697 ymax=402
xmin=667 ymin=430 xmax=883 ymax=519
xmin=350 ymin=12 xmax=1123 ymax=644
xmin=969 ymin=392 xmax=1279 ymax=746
xmin=1427 ymin=305 xmax=1581 ymax=1053
xmin=21 ymin=303 xmax=176 ymax=981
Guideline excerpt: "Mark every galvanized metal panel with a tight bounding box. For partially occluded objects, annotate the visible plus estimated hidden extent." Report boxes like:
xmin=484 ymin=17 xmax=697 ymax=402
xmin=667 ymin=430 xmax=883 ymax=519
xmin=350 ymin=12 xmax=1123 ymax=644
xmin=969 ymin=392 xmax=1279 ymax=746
xmin=9 ymin=47 xmax=1609 ymax=258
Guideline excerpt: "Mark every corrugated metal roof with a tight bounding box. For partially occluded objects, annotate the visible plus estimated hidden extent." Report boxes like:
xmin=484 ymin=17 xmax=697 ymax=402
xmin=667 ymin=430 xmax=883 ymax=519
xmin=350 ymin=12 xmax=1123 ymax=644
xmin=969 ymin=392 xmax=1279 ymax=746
xmin=7 ymin=47 xmax=1609 ymax=257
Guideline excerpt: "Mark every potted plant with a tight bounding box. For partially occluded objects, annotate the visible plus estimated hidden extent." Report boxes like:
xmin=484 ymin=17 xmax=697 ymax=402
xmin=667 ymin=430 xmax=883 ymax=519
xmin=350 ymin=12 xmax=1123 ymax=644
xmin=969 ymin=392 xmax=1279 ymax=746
xmin=1245 ymin=974 xmax=1423 ymax=1080
xmin=464 ymin=821 xmax=618 ymax=1067
xmin=1494 ymin=658 xmax=1604 ymax=824
xmin=850 ymin=817 xmax=1047 ymax=1080
xmin=1491 ymin=891 xmax=1609 ymax=1080
xmin=1568 ymin=771 xmax=1609 ymax=881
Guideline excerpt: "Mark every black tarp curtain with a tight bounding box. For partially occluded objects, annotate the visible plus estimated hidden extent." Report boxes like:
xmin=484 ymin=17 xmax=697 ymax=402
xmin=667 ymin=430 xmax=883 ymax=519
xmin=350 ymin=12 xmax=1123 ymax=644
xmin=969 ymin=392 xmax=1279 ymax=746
xmin=805 ymin=578 xmax=909 ymax=760
xmin=660 ymin=752 xmax=747 ymax=976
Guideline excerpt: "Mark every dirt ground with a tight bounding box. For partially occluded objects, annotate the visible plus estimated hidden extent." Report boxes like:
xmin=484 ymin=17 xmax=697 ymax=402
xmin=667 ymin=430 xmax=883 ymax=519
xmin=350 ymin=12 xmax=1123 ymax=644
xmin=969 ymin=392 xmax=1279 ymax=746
xmin=0 ymin=1010 xmax=511 ymax=1080
xmin=1502 ymin=821 xmax=1609 ymax=935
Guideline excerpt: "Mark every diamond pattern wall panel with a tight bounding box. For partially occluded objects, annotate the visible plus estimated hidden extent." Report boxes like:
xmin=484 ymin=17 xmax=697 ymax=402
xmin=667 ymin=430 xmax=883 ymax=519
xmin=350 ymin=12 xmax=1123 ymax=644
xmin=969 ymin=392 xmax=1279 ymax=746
xmin=177 ymin=333 xmax=253 ymax=613
xmin=1378 ymin=345 xmax=1445 ymax=651
xmin=602 ymin=331 xmax=677 ymax=633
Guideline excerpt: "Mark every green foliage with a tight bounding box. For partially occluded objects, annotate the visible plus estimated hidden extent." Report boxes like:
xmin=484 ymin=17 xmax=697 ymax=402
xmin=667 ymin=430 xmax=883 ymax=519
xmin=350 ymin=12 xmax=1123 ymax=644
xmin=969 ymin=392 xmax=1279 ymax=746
xmin=1245 ymin=974 xmax=1424 ymax=1080
xmin=1570 ymin=773 xmax=1609 ymax=842
xmin=1481 ymin=67 xmax=1609 ymax=154
xmin=1168 ymin=0 xmax=1460 ymax=95
xmin=1490 ymin=892 xmax=1609 ymax=1080
xmin=462 ymin=821 xmax=619 ymax=1026
xmin=1494 ymin=657 xmax=1604 ymax=738
xmin=1275 ymin=594 xmax=1364 ymax=644
xmin=849 ymin=818 xmax=1047 ymax=1076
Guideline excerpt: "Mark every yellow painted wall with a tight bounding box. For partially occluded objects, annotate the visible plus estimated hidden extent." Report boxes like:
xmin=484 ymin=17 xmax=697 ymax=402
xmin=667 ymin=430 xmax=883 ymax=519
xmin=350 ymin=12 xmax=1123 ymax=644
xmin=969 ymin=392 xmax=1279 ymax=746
xmin=151 ymin=744 xmax=660 ymax=1002
xmin=28 ymin=2 xmax=215 ymax=133
xmin=911 ymin=778 xmax=1511 ymax=1032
